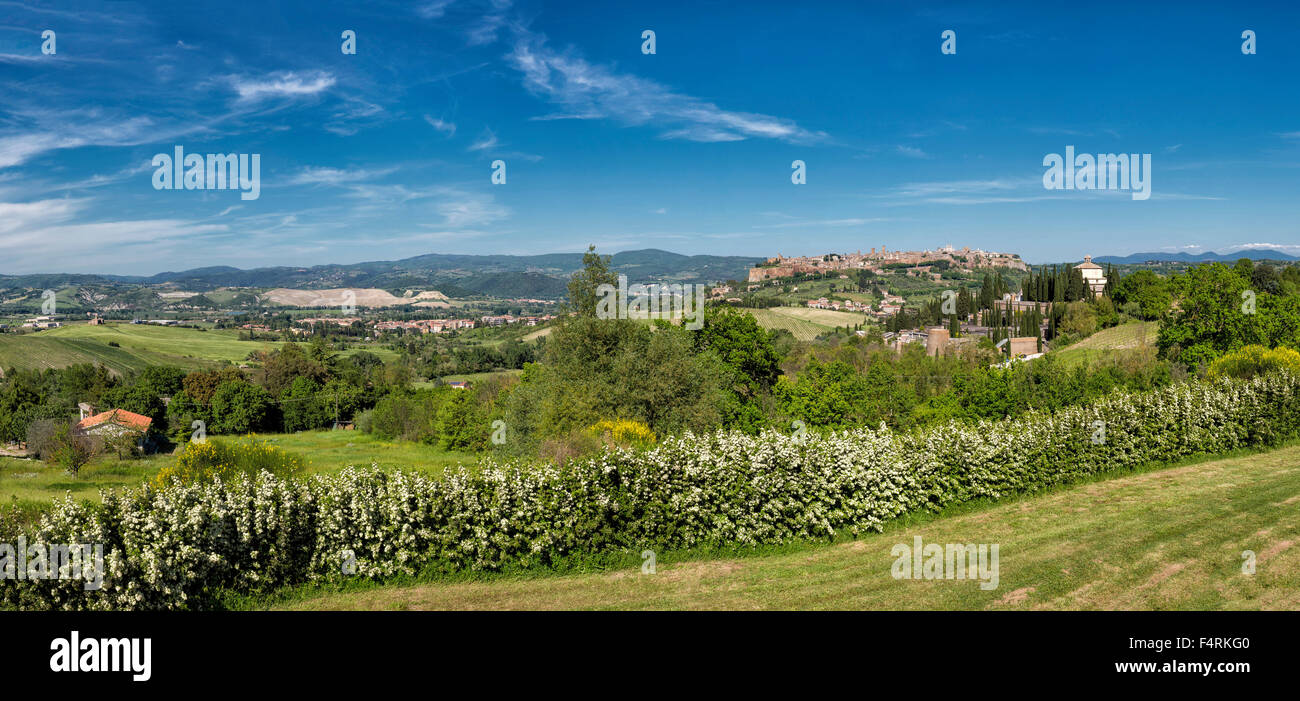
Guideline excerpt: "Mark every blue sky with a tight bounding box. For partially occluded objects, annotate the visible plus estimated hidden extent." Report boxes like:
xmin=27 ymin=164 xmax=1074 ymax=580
xmin=1 ymin=0 xmax=1298 ymax=275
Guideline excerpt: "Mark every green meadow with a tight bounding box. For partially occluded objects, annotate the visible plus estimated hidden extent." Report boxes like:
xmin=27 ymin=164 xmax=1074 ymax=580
xmin=273 ymin=443 xmax=1300 ymax=611
xmin=0 ymin=322 xmax=397 ymax=375
xmin=0 ymin=429 xmax=478 ymax=526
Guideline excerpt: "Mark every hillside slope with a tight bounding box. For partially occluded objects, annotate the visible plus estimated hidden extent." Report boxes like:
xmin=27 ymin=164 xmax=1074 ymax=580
xmin=1051 ymin=321 xmax=1158 ymax=367
xmin=0 ymin=323 xmax=396 ymax=375
xmin=278 ymin=444 xmax=1300 ymax=610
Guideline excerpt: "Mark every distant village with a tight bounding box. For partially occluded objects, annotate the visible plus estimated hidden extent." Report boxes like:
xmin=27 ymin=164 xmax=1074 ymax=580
xmin=880 ymin=256 xmax=1108 ymax=359
xmin=747 ymin=245 xmax=1028 ymax=284
xmin=236 ymin=313 xmax=558 ymax=336
xmin=721 ymin=246 xmax=1111 ymax=362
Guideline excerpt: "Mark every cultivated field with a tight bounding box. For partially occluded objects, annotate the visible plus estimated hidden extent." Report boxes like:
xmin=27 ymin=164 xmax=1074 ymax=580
xmin=276 ymin=443 xmax=1300 ymax=611
xmin=1052 ymin=321 xmax=1159 ymax=367
xmin=0 ymin=323 xmax=397 ymax=375
xmin=773 ymin=306 xmax=871 ymax=326
xmin=746 ymin=306 xmax=868 ymax=341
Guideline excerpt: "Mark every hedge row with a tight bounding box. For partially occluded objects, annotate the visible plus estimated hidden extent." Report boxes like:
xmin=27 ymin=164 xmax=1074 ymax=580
xmin=5 ymin=373 xmax=1300 ymax=610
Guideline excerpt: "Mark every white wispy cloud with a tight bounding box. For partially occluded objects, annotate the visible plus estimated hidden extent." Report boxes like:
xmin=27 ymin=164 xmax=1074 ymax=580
xmin=0 ymin=53 xmax=47 ymax=64
xmin=1028 ymin=126 xmax=1089 ymax=136
xmin=0 ymin=208 xmax=229 ymax=272
xmin=424 ymin=115 xmax=457 ymax=136
xmin=896 ymin=145 xmax=930 ymax=159
xmin=1229 ymin=242 xmax=1300 ymax=253
xmin=229 ymin=71 xmax=336 ymax=101
xmin=879 ymin=177 xmax=1072 ymax=205
xmin=416 ymin=0 xmax=456 ymax=19
xmin=754 ymin=217 xmax=892 ymax=229
xmin=431 ymin=187 xmax=509 ymax=227
xmin=467 ymin=12 xmax=508 ymax=46
xmin=890 ymin=178 xmax=1034 ymax=198
xmin=0 ymin=197 xmax=89 ymax=236
xmin=0 ymin=116 xmax=157 ymax=169
xmin=467 ymin=128 xmax=499 ymax=151
xmin=507 ymin=28 xmax=825 ymax=144
xmin=288 ymin=165 xmax=399 ymax=186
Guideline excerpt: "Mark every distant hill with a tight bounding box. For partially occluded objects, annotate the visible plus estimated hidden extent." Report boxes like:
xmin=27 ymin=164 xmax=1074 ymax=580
xmin=0 ymin=249 xmax=762 ymax=301
xmin=1094 ymin=249 xmax=1299 ymax=264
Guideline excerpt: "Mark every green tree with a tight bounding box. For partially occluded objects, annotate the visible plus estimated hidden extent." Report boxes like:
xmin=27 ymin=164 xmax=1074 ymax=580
xmin=1157 ymin=263 xmax=1263 ymax=368
xmin=437 ymin=390 xmax=484 ymax=451
xmin=182 ymin=367 xmax=246 ymax=404
xmin=261 ymin=343 xmax=329 ymax=397
xmin=210 ymin=381 xmax=275 ymax=434
xmin=280 ymin=377 xmax=329 ymax=432
xmin=136 ymin=365 xmax=186 ymax=398
xmin=1113 ymin=270 xmax=1171 ymax=320
xmin=692 ymin=306 xmax=782 ymax=391
xmin=567 ymin=245 xmax=619 ymax=318
xmin=99 ymin=384 xmax=166 ymax=429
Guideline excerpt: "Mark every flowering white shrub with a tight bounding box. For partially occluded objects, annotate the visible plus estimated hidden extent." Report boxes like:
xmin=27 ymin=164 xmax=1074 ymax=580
xmin=5 ymin=373 xmax=1300 ymax=610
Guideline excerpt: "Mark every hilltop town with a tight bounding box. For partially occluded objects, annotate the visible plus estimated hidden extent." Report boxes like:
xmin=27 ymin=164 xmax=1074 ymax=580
xmin=747 ymin=245 xmax=1027 ymax=283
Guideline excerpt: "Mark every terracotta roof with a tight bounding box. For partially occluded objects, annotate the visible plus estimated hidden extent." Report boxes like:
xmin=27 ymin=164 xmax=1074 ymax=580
xmin=75 ymin=409 xmax=153 ymax=432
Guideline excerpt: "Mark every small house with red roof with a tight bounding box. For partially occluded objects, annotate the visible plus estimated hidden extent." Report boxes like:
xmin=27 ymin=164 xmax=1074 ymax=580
xmin=75 ymin=409 xmax=156 ymax=451
xmin=76 ymin=408 xmax=153 ymax=434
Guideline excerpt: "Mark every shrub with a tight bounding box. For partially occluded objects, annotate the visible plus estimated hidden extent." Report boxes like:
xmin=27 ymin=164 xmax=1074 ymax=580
xmin=151 ymin=437 xmax=304 ymax=488
xmin=366 ymin=391 xmax=445 ymax=443
xmin=45 ymin=422 xmax=98 ymax=477
xmin=588 ymin=418 xmax=656 ymax=449
xmin=1207 ymin=345 xmax=1300 ymax=381
xmin=538 ymin=429 xmax=603 ymax=466
xmin=9 ymin=373 xmax=1300 ymax=610
xmin=25 ymin=419 xmax=63 ymax=460
xmin=354 ymin=408 xmax=374 ymax=434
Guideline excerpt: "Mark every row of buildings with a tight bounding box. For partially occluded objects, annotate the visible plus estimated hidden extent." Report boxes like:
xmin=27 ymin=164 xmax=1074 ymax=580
xmin=806 ymin=293 xmax=909 ymax=322
xmin=373 ymin=318 xmax=478 ymax=335
xmin=882 ymin=326 xmax=1041 ymax=359
xmin=748 ymin=245 xmax=1028 ymax=283
xmin=372 ymin=314 xmax=556 ymax=335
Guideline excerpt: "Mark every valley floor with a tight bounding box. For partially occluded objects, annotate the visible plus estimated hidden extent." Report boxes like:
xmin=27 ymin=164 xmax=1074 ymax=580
xmin=275 ymin=444 xmax=1300 ymax=611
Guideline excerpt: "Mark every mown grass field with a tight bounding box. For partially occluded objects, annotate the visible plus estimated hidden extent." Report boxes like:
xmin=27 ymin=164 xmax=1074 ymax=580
xmin=0 ymin=322 xmax=397 ymax=375
xmin=274 ymin=443 xmax=1300 ymax=611
xmin=1051 ymin=321 xmax=1158 ymax=367
xmin=0 ymin=430 xmax=477 ymax=520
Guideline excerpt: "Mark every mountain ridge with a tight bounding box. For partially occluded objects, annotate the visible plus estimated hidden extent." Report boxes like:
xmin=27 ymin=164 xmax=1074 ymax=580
xmin=0 ymin=249 xmax=763 ymax=299
xmin=1092 ymin=249 xmax=1298 ymax=264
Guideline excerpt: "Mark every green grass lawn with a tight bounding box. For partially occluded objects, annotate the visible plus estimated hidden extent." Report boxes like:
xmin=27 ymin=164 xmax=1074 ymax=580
xmin=257 ymin=430 xmax=478 ymax=478
xmin=0 ymin=322 xmax=397 ymax=375
xmin=274 ymin=443 xmax=1300 ymax=611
